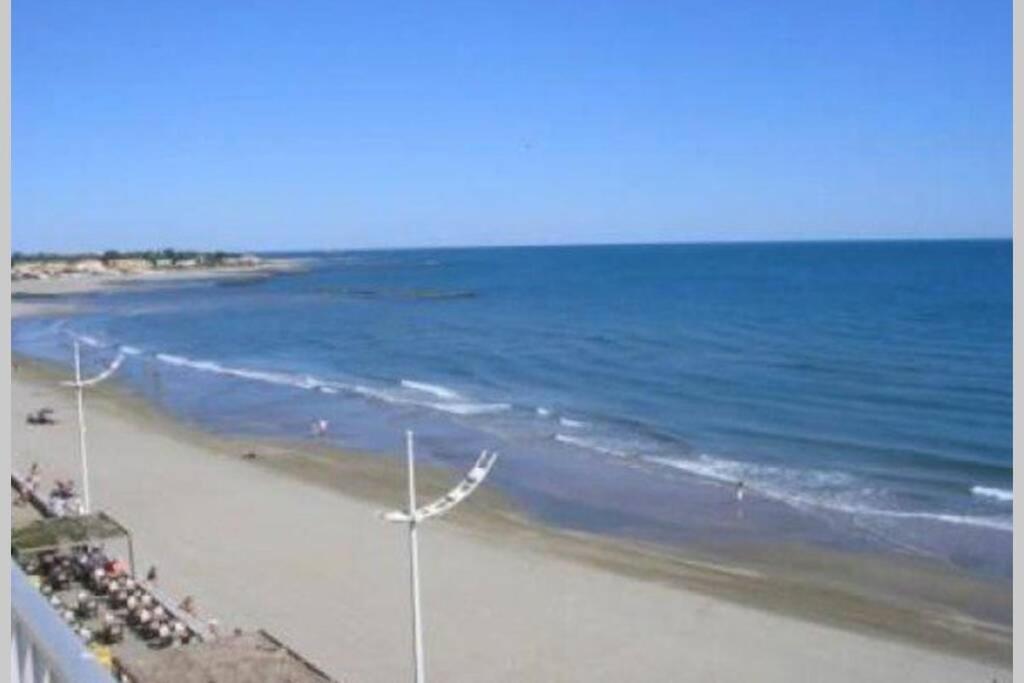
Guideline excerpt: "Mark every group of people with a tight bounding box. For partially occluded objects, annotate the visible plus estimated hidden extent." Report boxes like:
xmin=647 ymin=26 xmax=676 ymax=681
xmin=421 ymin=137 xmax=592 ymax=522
xmin=15 ymin=461 xmax=84 ymax=516
xmin=49 ymin=477 xmax=84 ymax=517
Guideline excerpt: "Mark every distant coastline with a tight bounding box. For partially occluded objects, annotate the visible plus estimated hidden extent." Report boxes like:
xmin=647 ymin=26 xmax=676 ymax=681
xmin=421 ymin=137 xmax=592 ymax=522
xmin=12 ymin=248 xmax=302 ymax=281
xmin=11 ymin=250 xmax=304 ymax=317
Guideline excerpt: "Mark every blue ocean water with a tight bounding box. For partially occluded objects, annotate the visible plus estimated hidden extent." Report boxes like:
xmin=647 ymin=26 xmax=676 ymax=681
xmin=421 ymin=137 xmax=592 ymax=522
xmin=13 ymin=240 xmax=1012 ymax=577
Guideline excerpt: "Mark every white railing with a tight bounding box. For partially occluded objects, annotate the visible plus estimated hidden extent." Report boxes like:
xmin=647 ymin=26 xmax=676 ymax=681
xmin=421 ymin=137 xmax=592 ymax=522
xmin=10 ymin=564 xmax=115 ymax=683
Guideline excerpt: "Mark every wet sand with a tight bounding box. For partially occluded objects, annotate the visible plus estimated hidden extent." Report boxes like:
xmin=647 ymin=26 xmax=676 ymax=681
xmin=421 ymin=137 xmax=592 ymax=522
xmin=11 ymin=356 xmax=1011 ymax=682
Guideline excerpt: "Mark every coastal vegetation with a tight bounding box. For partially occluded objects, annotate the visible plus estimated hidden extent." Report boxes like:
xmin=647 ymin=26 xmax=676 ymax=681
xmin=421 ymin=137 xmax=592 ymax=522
xmin=12 ymin=248 xmax=241 ymax=266
xmin=11 ymin=248 xmax=264 ymax=281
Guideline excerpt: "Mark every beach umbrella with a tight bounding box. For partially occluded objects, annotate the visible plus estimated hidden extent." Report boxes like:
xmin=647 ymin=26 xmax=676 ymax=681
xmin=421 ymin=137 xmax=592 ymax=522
xmin=60 ymin=340 xmax=126 ymax=513
xmin=381 ymin=431 xmax=498 ymax=683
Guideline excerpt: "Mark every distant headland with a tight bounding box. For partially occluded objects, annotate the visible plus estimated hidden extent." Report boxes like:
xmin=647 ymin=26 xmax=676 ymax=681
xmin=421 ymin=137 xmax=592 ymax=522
xmin=10 ymin=249 xmax=294 ymax=281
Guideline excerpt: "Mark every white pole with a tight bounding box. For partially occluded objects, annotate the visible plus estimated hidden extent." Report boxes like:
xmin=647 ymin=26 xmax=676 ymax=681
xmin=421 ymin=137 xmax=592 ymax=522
xmin=382 ymin=435 xmax=497 ymax=683
xmin=406 ymin=430 xmax=426 ymax=683
xmin=73 ymin=341 xmax=91 ymax=513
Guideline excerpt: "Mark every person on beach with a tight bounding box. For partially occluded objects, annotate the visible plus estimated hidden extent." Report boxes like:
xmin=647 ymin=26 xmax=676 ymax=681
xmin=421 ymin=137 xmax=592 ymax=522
xmin=179 ymin=595 xmax=196 ymax=616
xmin=27 ymin=407 xmax=56 ymax=425
xmin=208 ymin=619 xmax=221 ymax=638
xmin=735 ymin=480 xmax=745 ymax=503
xmin=311 ymin=418 xmax=329 ymax=437
xmin=17 ymin=462 xmax=41 ymax=505
xmin=49 ymin=480 xmax=71 ymax=516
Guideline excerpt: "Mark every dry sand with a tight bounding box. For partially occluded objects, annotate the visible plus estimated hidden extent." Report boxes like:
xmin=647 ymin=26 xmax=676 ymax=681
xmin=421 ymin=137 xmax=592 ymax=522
xmin=11 ymin=359 xmax=1011 ymax=683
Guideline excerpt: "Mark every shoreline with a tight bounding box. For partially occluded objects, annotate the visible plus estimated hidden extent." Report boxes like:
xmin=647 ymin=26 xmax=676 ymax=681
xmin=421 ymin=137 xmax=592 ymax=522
xmin=12 ymin=354 xmax=1011 ymax=673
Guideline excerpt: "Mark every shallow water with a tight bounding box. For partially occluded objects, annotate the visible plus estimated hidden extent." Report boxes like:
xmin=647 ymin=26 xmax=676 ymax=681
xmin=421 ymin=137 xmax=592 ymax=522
xmin=13 ymin=240 xmax=1012 ymax=578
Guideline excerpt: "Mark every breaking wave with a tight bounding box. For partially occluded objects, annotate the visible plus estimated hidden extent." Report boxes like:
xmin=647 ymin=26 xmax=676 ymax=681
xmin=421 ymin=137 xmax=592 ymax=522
xmin=554 ymin=433 xmax=630 ymax=458
xmin=972 ymin=486 xmax=1012 ymax=503
xmin=646 ymin=455 xmax=1011 ymax=532
xmin=400 ymin=379 xmax=463 ymax=400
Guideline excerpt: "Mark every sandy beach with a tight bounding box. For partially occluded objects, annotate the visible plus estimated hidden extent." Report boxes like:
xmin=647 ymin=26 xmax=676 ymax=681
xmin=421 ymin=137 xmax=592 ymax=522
xmin=11 ymin=352 xmax=1011 ymax=683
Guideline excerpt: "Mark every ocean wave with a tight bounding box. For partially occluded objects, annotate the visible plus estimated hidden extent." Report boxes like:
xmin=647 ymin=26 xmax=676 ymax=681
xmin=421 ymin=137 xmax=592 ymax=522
xmin=400 ymin=379 xmax=463 ymax=400
xmin=350 ymin=384 xmax=509 ymax=416
xmin=971 ymin=486 xmax=1012 ymax=503
xmin=864 ymin=509 xmax=1012 ymax=532
xmin=227 ymin=367 xmax=321 ymax=390
xmin=154 ymin=353 xmax=196 ymax=367
xmin=431 ymin=402 xmax=511 ymax=415
xmin=68 ymin=331 xmax=143 ymax=359
xmin=554 ymin=433 xmax=630 ymax=458
xmin=536 ymin=406 xmax=552 ymax=417
xmin=646 ymin=455 xmax=1011 ymax=532
xmin=155 ymin=353 xmax=324 ymax=391
xmin=351 ymin=384 xmax=401 ymax=403
xmin=558 ymin=417 xmax=586 ymax=428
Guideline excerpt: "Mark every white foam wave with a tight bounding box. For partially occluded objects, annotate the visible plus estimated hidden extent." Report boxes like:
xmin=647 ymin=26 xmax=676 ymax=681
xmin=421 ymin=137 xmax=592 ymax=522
xmin=155 ymin=353 xmax=324 ymax=391
xmin=120 ymin=345 xmax=142 ymax=356
xmin=972 ymin=486 xmax=1012 ymax=503
xmin=647 ymin=455 xmax=1012 ymax=532
xmin=431 ymin=402 xmax=511 ymax=415
xmin=559 ymin=417 xmax=586 ymax=428
xmin=229 ymin=368 xmax=319 ymax=390
xmin=554 ymin=434 xmax=629 ymax=458
xmin=352 ymin=384 xmax=509 ymax=416
xmin=644 ymin=455 xmax=743 ymax=484
xmin=400 ymin=379 xmax=462 ymax=400
xmin=536 ymin=407 xmax=552 ymax=417
xmin=353 ymin=384 xmax=403 ymax=403
xmin=155 ymin=353 xmax=193 ymax=367
xmin=865 ymin=509 xmax=1012 ymax=532
xmin=75 ymin=334 xmax=102 ymax=347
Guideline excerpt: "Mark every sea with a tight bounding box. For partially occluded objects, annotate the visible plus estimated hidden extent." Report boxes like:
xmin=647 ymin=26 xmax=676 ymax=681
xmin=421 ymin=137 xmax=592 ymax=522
xmin=13 ymin=240 xmax=1012 ymax=579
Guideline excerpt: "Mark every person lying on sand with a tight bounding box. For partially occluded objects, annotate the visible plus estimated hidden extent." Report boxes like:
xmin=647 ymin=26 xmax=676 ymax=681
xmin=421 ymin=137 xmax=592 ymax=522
xmin=26 ymin=408 xmax=56 ymax=425
xmin=242 ymin=450 xmax=258 ymax=460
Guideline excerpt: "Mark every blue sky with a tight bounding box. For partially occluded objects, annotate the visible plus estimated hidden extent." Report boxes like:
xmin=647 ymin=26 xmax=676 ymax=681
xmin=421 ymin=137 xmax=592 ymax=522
xmin=14 ymin=1 xmax=1010 ymax=252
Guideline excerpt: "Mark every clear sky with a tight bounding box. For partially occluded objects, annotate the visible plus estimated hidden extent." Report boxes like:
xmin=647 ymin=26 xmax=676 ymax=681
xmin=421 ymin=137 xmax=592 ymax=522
xmin=14 ymin=1 xmax=1010 ymax=253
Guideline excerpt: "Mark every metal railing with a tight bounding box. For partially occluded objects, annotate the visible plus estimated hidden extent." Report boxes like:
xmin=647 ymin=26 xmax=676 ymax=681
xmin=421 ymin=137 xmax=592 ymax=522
xmin=10 ymin=564 xmax=115 ymax=683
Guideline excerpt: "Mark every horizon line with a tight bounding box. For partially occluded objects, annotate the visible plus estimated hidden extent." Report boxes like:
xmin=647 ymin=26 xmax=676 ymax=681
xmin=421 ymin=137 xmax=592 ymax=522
xmin=11 ymin=234 xmax=1012 ymax=257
